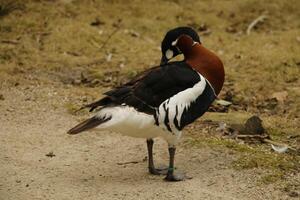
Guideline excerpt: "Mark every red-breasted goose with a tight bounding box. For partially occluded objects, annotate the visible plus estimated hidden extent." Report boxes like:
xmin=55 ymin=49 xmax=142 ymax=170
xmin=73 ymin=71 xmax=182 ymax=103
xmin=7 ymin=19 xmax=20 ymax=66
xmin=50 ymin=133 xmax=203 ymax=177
xmin=68 ymin=27 xmax=225 ymax=181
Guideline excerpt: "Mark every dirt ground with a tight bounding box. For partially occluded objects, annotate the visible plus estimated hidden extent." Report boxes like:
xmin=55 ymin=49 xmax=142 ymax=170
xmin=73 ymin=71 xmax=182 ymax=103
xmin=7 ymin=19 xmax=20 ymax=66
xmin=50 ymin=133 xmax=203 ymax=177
xmin=0 ymin=0 xmax=299 ymax=199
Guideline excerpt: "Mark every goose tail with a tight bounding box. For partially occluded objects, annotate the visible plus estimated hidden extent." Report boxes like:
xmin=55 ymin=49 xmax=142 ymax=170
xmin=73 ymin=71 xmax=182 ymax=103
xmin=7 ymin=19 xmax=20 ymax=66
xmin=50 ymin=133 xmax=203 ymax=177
xmin=67 ymin=115 xmax=111 ymax=135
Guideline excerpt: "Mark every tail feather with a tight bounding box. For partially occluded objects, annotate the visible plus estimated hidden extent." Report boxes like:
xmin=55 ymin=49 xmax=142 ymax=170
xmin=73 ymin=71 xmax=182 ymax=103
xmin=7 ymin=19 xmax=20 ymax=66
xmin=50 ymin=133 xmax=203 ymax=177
xmin=67 ymin=116 xmax=111 ymax=135
xmin=74 ymin=97 xmax=113 ymax=113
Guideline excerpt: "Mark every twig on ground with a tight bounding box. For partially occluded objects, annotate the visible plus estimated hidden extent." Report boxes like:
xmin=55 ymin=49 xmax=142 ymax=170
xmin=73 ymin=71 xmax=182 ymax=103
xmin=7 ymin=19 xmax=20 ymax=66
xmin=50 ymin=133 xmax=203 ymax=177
xmin=1 ymin=39 xmax=19 ymax=44
xmin=76 ymin=58 xmax=105 ymax=68
xmin=236 ymin=134 xmax=269 ymax=140
xmin=99 ymin=26 xmax=120 ymax=50
xmin=116 ymin=160 xmax=142 ymax=165
xmin=246 ymin=15 xmax=267 ymax=35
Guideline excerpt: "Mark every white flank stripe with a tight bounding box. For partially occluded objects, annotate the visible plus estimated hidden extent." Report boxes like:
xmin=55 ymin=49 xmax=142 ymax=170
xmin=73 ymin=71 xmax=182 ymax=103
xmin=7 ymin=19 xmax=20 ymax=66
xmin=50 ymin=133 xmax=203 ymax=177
xmin=93 ymin=106 xmax=182 ymax=145
xmin=157 ymin=73 xmax=206 ymax=130
xmin=95 ymin=106 xmax=164 ymax=138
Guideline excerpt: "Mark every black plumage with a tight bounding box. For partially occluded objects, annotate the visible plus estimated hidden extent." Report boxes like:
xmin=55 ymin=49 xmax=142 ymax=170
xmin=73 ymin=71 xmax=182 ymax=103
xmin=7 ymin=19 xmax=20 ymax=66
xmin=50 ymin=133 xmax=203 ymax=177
xmin=85 ymin=61 xmax=199 ymax=113
xmin=178 ymin=80 xmax=215 ymax=129
xmin=82 ymin=61 xmax=216 ymax=131
xmin=160 ymin=27 xmax=201 ymax=64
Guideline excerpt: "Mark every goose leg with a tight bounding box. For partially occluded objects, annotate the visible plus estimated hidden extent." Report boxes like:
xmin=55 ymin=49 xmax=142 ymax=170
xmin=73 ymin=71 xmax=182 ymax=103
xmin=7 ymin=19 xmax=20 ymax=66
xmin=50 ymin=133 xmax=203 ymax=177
xmin=164 ymin=146 xmax=188 ymax=181
xmin=147 ymin=139 xmax=168 ymax=175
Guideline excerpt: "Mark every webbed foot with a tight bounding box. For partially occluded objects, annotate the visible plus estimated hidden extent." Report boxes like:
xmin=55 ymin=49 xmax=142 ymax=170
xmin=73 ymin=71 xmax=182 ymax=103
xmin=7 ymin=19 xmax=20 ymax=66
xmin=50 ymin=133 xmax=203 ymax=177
xmin=164 ymin=171 xmax=192 ymax=181
xmin=149 ymin=165 xmax=169 ymax=175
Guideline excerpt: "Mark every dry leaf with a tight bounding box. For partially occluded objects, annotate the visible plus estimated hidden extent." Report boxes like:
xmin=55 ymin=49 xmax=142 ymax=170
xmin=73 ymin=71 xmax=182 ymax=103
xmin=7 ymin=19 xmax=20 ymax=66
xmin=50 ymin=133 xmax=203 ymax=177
xmin=271 ymin=91 xmax=288 ymax=103
xmin=271 ymin=144 xmax=288 ymax=153
xmin=215 ymin=99 xmax=232 ymax=106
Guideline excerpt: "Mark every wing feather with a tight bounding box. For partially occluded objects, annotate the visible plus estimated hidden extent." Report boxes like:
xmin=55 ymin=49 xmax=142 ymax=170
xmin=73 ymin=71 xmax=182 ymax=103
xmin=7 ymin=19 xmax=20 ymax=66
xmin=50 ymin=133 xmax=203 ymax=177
xmin=83 ymin=62 xmax=200 ymax=114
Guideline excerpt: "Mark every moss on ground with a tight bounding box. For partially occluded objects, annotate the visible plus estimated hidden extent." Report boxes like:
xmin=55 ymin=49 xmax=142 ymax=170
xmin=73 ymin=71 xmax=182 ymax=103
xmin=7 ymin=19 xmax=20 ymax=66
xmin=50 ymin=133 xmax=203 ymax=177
xmin=186 ymin=112 xmax=300 ymax=185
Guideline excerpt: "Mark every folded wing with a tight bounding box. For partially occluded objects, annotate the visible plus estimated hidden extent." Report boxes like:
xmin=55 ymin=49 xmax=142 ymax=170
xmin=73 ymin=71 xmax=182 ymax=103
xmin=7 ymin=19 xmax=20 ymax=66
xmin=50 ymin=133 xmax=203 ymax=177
xmin=155 ymin=74 xmax=216 ymax=132
xmin=83 ymin=61 xmax=216 ymax=130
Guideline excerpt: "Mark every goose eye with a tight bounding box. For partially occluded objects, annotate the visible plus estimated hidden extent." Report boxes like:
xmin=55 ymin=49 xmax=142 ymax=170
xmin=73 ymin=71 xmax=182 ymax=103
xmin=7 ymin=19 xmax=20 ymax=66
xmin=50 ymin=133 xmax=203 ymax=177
xmin=165 ymin=49 xmax=173 ymax=59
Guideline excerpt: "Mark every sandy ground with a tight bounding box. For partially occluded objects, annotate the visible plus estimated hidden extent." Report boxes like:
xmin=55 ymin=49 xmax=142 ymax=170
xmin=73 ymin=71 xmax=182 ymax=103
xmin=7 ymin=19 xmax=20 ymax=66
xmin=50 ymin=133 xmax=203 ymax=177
xmin=0 ymin=80 xmax=292 ymax=200
xmin=1 ymin=0 xmax=299 ymax=199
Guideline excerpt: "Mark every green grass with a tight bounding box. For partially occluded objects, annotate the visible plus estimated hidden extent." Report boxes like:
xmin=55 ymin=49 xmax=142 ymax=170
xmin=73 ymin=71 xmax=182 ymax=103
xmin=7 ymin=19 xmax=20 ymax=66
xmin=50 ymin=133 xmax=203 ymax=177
xmin=186 ymin=135 xmax=299 ymax=184
xmin=186 ymin=112 xmax=300 ymax=184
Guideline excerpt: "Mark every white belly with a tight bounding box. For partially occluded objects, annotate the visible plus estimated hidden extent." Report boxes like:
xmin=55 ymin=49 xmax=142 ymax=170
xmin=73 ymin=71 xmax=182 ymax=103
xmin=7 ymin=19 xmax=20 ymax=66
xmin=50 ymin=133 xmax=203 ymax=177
xmin=94 ymin=106 xmax=181 ymax=145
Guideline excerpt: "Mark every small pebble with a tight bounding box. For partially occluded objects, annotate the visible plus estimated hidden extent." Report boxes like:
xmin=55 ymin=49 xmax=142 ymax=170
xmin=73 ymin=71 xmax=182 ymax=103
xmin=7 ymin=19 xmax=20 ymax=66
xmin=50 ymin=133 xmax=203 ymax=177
xmin=45 ymin=152 xmax=55 ymax=157
xmin=73 ymin=79 xmax=81 ymax=85
xmin=7 ymin=108 xmax=14 ymax=112
xmin=288 ymin=191 xmax=299 ymax=198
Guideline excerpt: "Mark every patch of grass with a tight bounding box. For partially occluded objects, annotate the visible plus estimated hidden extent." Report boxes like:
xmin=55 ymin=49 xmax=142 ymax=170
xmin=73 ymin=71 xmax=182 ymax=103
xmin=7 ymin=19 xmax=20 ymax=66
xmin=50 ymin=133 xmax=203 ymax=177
xmin=283 ymin=181 xmax=300 ymax=195
xmin=87 ymin=69 xmax=105 ymax=80
xmin=193 ymin=111 xmax=300 ymax=181
xmin=232 ymin=150 xmax=298 ymax=171
xmin=187 ymin=136 xmax=251 ymax=152
xmin=125 ymin=69 xmax=139 ymax=80
xmin=0 ymin=25 xmax=12 ymax=32
xmin=266 ymin=127 xmax=285 ymax=141
xmin=186 ymin=111 xmax=300 ymax=185
xmin=64 ymin=103 xmax=79 ymax=115
xmin=0 ymin=1 xmax=23 ymax=17
xmin=187 ymin=135 xmax=299 ymax=184
xmin=264 ymin=116 xmax=300 ymax=145
xmin=202 ymin=112 xmax=251 ymax=125
xmin=260 ymin=172 xmax=285 ymax=184
xmin=0 ymin=51 xmax=12 ymax=62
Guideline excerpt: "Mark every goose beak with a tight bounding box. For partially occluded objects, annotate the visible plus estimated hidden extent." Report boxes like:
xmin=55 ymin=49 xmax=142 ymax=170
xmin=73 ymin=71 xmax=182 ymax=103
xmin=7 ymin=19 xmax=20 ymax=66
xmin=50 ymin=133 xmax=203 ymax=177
xmin=160 ymin=55 xmax=168 ymax=65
